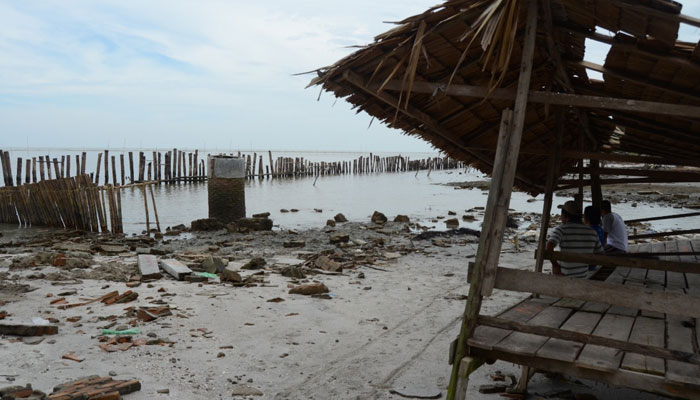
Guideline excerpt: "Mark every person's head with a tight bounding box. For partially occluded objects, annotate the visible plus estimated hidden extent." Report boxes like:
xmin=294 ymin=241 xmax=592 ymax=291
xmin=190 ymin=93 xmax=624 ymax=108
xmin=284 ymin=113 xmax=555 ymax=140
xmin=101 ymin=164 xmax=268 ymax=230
xmin=584 ymin=205 xmax=601 ymax=226
xmin=601 ymin=200 xmax=612 ymax=216
xmin=560 ymin=200 xmax=582 ymax=223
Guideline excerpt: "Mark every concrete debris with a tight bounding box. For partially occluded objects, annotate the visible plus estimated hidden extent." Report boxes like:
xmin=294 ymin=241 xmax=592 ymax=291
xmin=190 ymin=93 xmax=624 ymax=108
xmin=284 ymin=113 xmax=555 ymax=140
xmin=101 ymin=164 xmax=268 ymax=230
xmin=393 ymin=215 xmax=410 ymax=223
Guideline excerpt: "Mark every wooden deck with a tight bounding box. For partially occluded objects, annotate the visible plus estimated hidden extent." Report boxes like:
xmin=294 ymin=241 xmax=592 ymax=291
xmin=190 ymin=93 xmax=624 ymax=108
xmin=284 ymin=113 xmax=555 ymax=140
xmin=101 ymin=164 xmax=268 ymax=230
xmin=468 ymin=239 xmax=700 ymax=399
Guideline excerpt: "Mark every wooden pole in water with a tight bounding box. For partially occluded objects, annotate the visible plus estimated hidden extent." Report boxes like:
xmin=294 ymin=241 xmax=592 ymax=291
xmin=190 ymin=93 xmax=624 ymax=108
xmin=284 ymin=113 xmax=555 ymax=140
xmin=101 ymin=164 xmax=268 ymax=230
xmin=177 ymin=150 xmax=182 ymax=181
xmin=32 ymin=156 xmax=44 ymax=183
xmin=193 ymin=150 xmax=198 ymax=181
xmin=25 ymin=159 xmax=30 ymax=184
xmin=120 ymin=154 xmax=125 ymax=185
xmin=138 ymin=152 xmax=145 ymax=182
xmin=16 ymin=157 xmax=22 ymax=186
xmin=148 ymin=183 xmax=161 ymax=232
xmin=111 ymin=156 xmax=117 ymax=186
xmin=147 ymin=162 xmax=152 ymax=181
xmin=142 ymin=184 xmax=150 ymax=235
xmin=66 ymin=155 xmax=71 ymax=177
xmin=268 ymin=151 xmax=274 ymax=179
xmin=95 ymin=153 xmax=102 ymax=184
xmin=81 ymin=152 xmax=86 ymax=174
xmin=104 ymin=150 xmax=109 ymax=184
xmin=128 ymin=152 xmax=134 ymax=183
xmin=259 ymin=155 xmax=263 ymax=179
xmin=33 ymin=157 xmax=38 ymax=182
xmin=172 ymin=148 xmax=177 ymax=182
xmin=60 ymin=155 xmax=65 ymax=178
xmin=53 ymin=158 xmax=60 ymax=179
xmin=164 ymin=152 xmax=170 ymax=182
xmin=157 ymin=152 xmax=162 ymax=182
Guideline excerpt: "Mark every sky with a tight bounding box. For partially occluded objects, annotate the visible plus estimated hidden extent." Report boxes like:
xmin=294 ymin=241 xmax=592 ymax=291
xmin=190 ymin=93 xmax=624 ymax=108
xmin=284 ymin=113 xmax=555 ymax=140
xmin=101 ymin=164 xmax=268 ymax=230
xmin=1 ymin=1 xmax=699 ymax=153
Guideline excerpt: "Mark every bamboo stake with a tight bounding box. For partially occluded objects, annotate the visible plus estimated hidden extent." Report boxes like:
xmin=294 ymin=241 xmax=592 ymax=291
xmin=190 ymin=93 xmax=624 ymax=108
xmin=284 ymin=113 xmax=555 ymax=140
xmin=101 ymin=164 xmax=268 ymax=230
xmin=148 ymin=183 xmax=160 ymax=232
xmin=142 ymin=184 xmax=150 ymax=235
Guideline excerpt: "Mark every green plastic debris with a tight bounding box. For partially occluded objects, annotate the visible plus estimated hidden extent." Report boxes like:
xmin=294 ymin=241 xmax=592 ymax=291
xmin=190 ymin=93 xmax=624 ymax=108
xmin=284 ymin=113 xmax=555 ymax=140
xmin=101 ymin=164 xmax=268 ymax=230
xmin=101 ymin=328 xmax=140 ymax=335
xmin=197 ymin=272 xmax=218 ymax=279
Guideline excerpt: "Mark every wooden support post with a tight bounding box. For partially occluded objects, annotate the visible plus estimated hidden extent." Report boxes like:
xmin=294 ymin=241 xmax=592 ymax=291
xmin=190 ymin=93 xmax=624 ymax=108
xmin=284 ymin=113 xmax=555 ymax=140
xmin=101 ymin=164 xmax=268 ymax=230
xmin=111 ymin=156 xmax=117 ymax=187
xmin=157 ymin=152 xmax=162 ymax=182
xmin=447 ymin=0 xmax=538 ymax=398
xmin=66 ymin=155 xmax=71 ymax=177
xmin=535 ymin=108 xmax=563 ymax=274
xmin=60 ymin=155 xmax=65 ymax=178
xmin=33 ymin=157 xmax=38 ymax=182
xmin=80 ymin=152 xmax=86 ymax=174
xmin=590 ymin=159 xmax=602 ymax=208
xmin=172 ymin=148 xmax=177 ymax=181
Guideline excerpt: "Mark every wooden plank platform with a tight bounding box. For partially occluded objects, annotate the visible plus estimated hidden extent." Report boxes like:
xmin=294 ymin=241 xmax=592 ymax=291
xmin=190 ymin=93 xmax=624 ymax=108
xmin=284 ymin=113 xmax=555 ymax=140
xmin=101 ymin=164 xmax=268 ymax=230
xmin=468 ymin=239 xmax=700 ymax=399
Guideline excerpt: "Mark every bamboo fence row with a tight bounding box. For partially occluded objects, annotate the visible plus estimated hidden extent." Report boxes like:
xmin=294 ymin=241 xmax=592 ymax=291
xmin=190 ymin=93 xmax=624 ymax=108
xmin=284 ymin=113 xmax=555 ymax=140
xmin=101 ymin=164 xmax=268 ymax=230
xmin=0 ymin=174 xmax=123 ymax=234
xmin=1 ymin=149 xmax=465 ymax=187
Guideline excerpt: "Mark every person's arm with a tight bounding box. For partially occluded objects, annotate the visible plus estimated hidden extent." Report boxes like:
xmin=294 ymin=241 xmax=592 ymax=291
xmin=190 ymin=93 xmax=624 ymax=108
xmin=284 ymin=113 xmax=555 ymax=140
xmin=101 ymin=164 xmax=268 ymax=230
xmin=546 ymin=240 xmax=562 ymax=275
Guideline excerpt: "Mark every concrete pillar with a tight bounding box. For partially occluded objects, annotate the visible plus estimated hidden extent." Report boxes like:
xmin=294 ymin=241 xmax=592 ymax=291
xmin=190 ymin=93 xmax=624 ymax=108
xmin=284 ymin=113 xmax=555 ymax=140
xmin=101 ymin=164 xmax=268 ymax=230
xmin=207 ymin=155 xmax=245 ymax=223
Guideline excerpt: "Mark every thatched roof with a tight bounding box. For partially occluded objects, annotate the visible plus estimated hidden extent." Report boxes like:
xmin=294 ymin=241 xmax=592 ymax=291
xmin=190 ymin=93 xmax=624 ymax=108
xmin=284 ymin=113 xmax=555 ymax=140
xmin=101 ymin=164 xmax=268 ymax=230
xmin=309 ymin=0 xmax=700 ymax=194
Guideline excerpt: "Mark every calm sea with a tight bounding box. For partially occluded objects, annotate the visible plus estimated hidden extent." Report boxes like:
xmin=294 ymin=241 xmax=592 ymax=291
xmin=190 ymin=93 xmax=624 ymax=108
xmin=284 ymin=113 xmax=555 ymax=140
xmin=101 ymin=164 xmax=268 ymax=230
xmin=0 ymin=150 xmax=696 ymax=235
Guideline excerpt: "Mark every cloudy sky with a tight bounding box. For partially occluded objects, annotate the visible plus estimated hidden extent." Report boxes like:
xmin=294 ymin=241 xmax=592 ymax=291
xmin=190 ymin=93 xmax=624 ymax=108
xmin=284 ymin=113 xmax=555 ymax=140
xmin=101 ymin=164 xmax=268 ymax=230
xmin=1 ymin=1 xmax=699 ymax=152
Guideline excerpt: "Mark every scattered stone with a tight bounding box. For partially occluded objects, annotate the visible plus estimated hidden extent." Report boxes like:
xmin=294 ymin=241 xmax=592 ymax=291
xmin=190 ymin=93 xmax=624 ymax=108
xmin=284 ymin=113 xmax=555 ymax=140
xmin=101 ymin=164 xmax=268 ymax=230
xmin=329 ymin=233 xmax=350 ymax=244
xmin=283 ymin=240 xmax=306 ymax=248
xmin=371 ymin=211 xmax=387 ymax=224
xmin=217 ymin=352 xmax=226 ymax=358
xmin=201 ymin=256 xmax=226 ymax=274
xmin=334 ymin=213 xmax=348 ymax=223
xmin=252 ymin=212 xmax=270 ymax=218
xmin=280 ymin=266 xmax=305 ymax=279
xmin=326 ymin=219 xmax=336 ymax=227
xmin=506 ymin=215 xmax=519 ymax=229
xmin=290 ymin=209 xmax=299 ymax=213
xmin=315 ymin=256 xmax=342 ymax=272
xmin=22 ymin=336 xmax=45 ymax=345
xmin=191 ymin=218 xmax=226 ymax=231
xmin=289 ymin=283 xmax=329 ymax=296
xmin=231 ymin=384 xmax=263 ymax=397
xmin=478 ymin=384 xmax=507 ymax=394
xmin=393 ymin=215 xmax=410 ymax=223
xmin=157 ymin=388 xmax=170 ymax=394
xmin=314 ymin=208 xmax=323 ymax=213
xmin=267 ymin=297 xmax=285 ymax=303
xmin=280 ymin=209 xmax=289 ymax=213
xmin=241 ymin=258 xmax=266 ymax=270
xmin=444 ymin=218 xmax=459 ymax=228
xmin=221 ymin=268 xmax=242 ymax=283
xmin=234 ymin=217 xmax=273 ymax=232
xmin=462 ymin=214 xmax=475 ymax=221
xmin=448 ymin=210 xmax=456 ymax=215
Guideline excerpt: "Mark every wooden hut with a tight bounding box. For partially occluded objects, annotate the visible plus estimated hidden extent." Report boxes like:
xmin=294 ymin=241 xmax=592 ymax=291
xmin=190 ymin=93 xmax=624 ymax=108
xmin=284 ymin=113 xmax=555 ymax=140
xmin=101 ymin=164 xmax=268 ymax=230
xmin=309 ymin=0 xmax=700 ymax=398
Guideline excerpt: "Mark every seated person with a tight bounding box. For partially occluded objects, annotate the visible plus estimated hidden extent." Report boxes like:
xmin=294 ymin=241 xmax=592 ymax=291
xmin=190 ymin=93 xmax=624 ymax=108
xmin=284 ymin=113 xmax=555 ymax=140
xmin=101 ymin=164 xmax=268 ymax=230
xmin=601 ymin=200 xmax=628 ymax=253
xmin=546 ymin=201 xmax=603 ymax=278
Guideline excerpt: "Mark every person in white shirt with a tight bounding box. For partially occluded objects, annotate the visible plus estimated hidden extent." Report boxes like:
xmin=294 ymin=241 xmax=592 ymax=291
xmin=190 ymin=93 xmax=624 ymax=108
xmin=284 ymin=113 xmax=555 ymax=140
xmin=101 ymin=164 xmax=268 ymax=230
xmin=600 ymin=200 xmax=628 ymax=253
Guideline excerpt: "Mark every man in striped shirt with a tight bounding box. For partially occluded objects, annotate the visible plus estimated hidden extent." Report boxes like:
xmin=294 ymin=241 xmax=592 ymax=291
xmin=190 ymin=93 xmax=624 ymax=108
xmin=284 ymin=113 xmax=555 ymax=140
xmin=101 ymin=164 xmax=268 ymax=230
xmin=546 ymin=201 xmax=604 ymax=278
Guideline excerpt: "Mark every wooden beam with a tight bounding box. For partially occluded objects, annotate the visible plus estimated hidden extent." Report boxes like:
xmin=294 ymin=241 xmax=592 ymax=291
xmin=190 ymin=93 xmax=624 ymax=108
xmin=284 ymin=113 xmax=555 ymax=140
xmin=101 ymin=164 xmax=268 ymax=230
xmin=449 ymin=6 xmax=539 ymax=399
xmin=378 ymin=79 xmax=700 ymax=117
xmin=609 ymin=0 xmax=700 ymax=29
xmin=561 ymin=167 xmax=700 ymax=179
xmin=481 ymin=0 xmax=539 ymax=298
xmin=476 ymin=315 xmax=700 ymax=365
xmin=629 ymin=229 xmax=700 ymax=240
xmin=560 ymin=26 xmax=700 ymax=74
xmin=540 ymin=251 xmax=700 ymax=274
xmin=626 ymin=212 xmax=700 ymax=224
xmin=469 ymin=265 xmax=700 ymax=318
xmin=468 ymin=347 xmax=700 ymax=399
xmin=574 ymin=60 xmax=700 ymax=103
